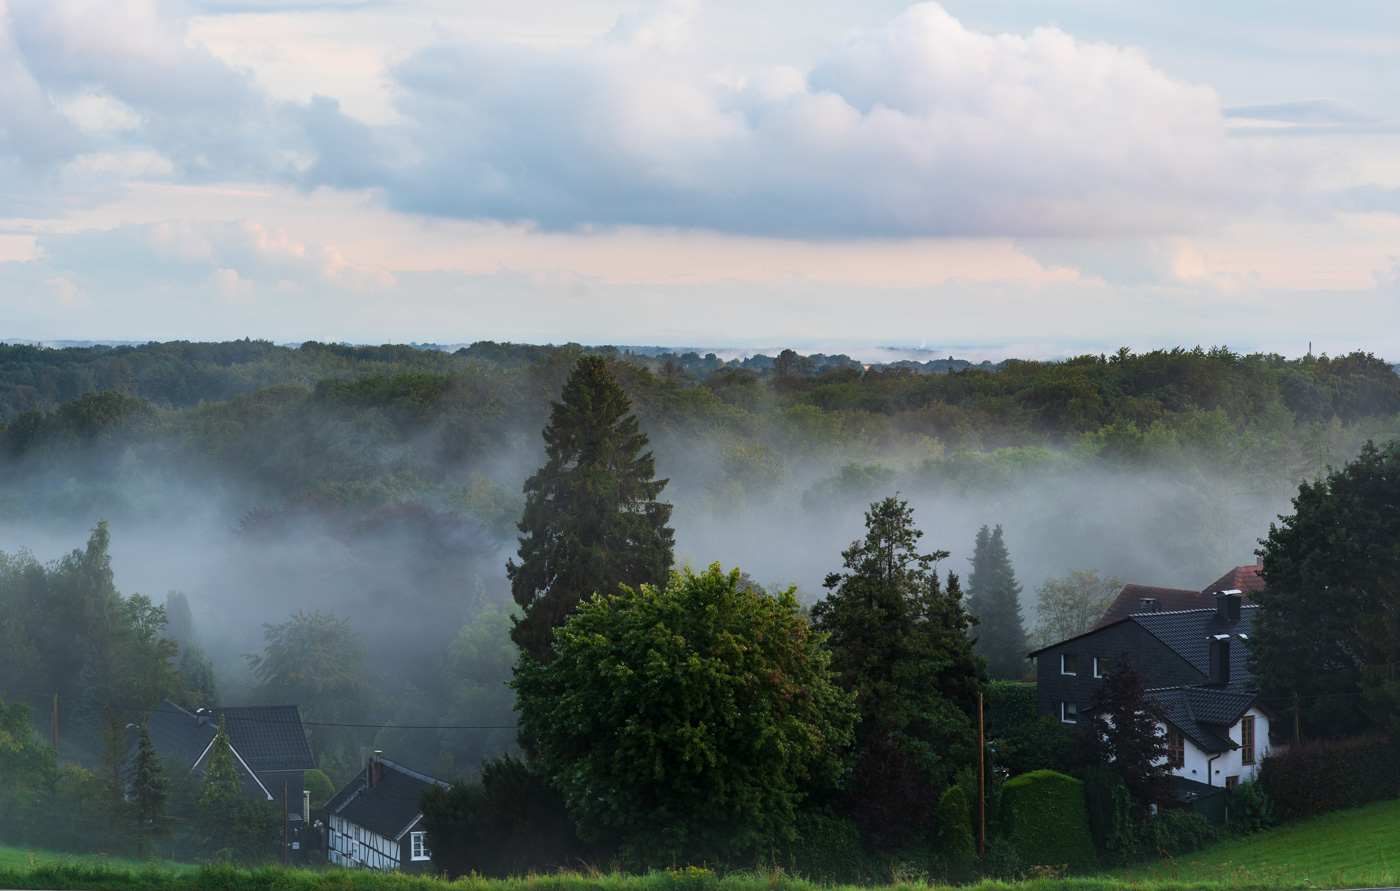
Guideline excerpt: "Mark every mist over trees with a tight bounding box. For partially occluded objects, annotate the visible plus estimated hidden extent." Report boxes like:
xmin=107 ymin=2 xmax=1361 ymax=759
xmin=966 ymin=524 xmax=1029 ymax=680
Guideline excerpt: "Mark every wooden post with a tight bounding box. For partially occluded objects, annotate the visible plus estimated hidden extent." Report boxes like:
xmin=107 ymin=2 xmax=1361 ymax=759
xmin=1292 ymin=689 xmax=1301 ymax=742
xmin=978 ymin=691 xmax=986 ymax=857
xmin=51 ymin=694 xmax=58 ymax=751
xmin=283 ymin=780 xmax=289 ymax=866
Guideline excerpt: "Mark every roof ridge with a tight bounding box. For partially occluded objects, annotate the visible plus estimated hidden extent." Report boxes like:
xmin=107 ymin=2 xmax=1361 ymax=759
xmin=382 ymin=758 xmax=449 ymax=788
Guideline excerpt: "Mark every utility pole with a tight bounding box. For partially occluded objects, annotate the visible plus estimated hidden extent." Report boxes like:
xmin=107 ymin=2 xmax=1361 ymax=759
xmin=978 ymin=691 xmax=986 ymax=857
xmin=51 ymin=694 xmax=58 ymax=751
xmin=283 ymin=780 xmax=289 ymax=867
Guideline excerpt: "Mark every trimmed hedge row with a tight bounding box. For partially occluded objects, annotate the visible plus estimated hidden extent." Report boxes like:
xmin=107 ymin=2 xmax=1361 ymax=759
xmin=1258 ymin=733 xmax=1400 ymax=821
xmin=999 ymin=770 xmax=1097 ymax=873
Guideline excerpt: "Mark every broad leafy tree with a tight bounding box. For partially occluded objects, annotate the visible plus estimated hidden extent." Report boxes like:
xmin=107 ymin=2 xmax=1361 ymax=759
xmin=508 ymin=356 xmax=674 ymax=662
xmin=245 ymin=609 xmax=380 ymax=767
xmin=1077 ymin=651 xmax=1171 ymax=808
xmin=1252 ymin=439 xmax=1400 ymax=736
xmin=966 ymin=524 xmax=1030 ymax=679
xmin=1030 ymin=567 xmax=1123 ymax=650
xmin=513 ymin=563 xmax=853 ymax=867
xmin=811 ymin=496 xmax=986 ymax=847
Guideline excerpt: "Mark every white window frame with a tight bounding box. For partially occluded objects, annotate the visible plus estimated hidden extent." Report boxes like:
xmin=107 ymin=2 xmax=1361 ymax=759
xmin=1093 ymin=656 xmax=1110 ymax=678
xmin=1061 ymin=654 xmax=1078 ymax=675
xmin=410 ymin=831 xmax=430 ymax=861
xmin=1061 ymin=701 xmax=1078 ymax=724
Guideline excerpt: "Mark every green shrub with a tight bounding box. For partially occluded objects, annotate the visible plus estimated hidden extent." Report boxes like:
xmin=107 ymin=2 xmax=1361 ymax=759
xmin=999 ymin=770 xmax=1096 ymax=873
xmin=1077 ymin=765 xmax=1135 ymax=860
xmin=303 ymin=770 xmax=335 ymax=809
xmin=1258 ymin=733 xmax=1400 ymax=821
xmin=1134 ymin=810 xmax=1220 ymax=857
xmin=783 ymin=811 xmax=865 ymax=883
xmin=935 ymin=785 xmax=975 ymax=876
xmin=1228 ymin=780 xmax=1275 ymax=834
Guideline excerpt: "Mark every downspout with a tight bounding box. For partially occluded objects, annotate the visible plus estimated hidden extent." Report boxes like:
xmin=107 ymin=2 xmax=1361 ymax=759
xmin=1205 ymin=751 xmax=1221 ymax=786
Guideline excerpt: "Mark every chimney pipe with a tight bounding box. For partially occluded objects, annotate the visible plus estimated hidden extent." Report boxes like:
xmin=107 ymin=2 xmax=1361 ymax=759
xmin=1215 ymin=591 xmax=1242 ymax=622
xmin=1209 ymin=634 xmax=1231 ymax=685
xmin=368 ymin=751 xmax=384 ymax=788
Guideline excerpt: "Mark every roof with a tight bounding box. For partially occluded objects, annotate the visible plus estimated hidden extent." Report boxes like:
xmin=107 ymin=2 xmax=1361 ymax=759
xmin=326 ymin=759 xmax=449 ymax=841
xmin=1170 ymin=775 xmax=1227 ymax=803
xmin=207 ymin=705 xmax=315 ymax=772
xmin=1202 ymin=565 xmax=1265 ymax=595
xmin=1095 ymin=584 xmax=1202 ymax=629
xmin=142 ymin=700 xmax=271 ymax=798
xmin=1147 ymin=685 xmax=1263 ymax=753
xmin=1129 ymin=605 xmax=1257 ymax=681
xmin=1094 ymin=567 xmax=1262 ymax=630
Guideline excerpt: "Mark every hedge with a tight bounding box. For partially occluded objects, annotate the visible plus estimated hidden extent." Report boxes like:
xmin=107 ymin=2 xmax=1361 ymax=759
xmin=999 ymin=771 xmax=1096 ymax=873
xmin=1258 ymin=733 xmax=1400 ymax=821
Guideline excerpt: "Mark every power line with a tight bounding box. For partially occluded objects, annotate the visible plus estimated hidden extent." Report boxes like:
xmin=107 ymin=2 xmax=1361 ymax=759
xmin=2 ymin=687 xmax=517 ymax=731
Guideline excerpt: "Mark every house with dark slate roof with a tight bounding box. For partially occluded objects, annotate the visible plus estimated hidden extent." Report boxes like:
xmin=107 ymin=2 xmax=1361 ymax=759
xmin=325 ymin=753 xmax=448 ymax=873
xmin=1094 ymin=564 xmax=1263 ymax=629
xmin=144 ymin=699 xmax=316 ymax=803
xmin=1030 ymin=591 xmax=1284 ymax=796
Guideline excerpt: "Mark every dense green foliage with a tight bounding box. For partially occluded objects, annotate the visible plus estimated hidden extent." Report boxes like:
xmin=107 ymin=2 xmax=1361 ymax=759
xmin=0 ymin=523 xmax=195 ymax=739
xmin=999 ymin=771 xmax=1097 ymax=873
xmin=811 ymin=497 xmax=985 ymax=848
xmin=1256 ymin=733 xmax=1400 ymax=821
xmin=966 ymin=525 xmax=1028 ymax=680
xmin=513 ymin=564 xmax=854 ymax=867
xmin=508 ymin=356 xmax=675 ymax=662
xmin=420 ymin=754 xmax=597 ymax=878
xmin=1252 ymin=440 xmax=1400 ymax=736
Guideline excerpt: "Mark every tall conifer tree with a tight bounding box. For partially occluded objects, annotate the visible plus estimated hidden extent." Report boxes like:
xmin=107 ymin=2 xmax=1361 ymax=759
xmin=508 ymin=356 xmax=674 ymax=662
xmin=812 ymin=497 xmax=986 ymax=849
xmin=966 ymin=524 xmax=1030 ymax=680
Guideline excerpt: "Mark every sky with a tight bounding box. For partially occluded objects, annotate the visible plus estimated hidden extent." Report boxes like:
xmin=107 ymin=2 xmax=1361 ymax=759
xmin=1 ymin=0 xmax=1398 ymax=359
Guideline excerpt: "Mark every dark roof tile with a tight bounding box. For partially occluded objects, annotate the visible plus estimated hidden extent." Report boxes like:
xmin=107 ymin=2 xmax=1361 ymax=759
xmin=207 ymin=705 xmax=315 ymax=772
xmin=326 ymin=759 xmax=449 ymax=840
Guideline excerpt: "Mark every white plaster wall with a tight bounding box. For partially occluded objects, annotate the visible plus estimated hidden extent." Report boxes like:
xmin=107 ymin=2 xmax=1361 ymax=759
xmin=1156 ymin=707 xmax=1273 ymax=787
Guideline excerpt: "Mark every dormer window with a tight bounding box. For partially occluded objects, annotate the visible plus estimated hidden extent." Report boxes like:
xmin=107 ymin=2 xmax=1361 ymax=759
xmin=1061 ymin=654 xmax=1078 ymax=675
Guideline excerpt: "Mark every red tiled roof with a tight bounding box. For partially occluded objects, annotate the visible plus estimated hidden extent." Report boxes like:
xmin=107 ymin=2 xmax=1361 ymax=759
xmin=1202 ymin=565 xmax=1264 ymax=594
xmin=1092 ymin=566 xmax=1262 ymax=630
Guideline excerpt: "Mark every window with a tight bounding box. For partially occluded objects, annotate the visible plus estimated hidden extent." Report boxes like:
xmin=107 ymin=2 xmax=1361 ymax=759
xmin=1225 ymin=775 xmax=1239 ymax=790
xmin=1094 ymin=656 xmax=1111 ymax=678
xmin=411 ymin=831 xmax=430 ymax=861
xmin=1240 ymin=715 xmax=1255 ymax=765
xmin=1167 ymin=728 xmax=1184 ymax=768
xmin=1061 ymin=702 xmax=1079 ymax=723
xmin=1061 ymin=654 xmax=1078 ymax=675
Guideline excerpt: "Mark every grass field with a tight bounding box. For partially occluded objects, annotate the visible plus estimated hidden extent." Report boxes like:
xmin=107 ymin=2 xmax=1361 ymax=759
xmin=5 ymin=800 xmax=1400 ymax=891
xmin=1117 ymin=797 xmax=1400 ymax=888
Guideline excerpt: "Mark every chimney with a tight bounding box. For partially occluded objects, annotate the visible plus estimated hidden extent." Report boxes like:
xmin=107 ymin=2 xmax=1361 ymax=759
xmin=368 ymin=750 xmax=384 ymax=788
xmin=1140 ymin=598 xmax=1160 ymax=613
xmin=1209 ymin=634 xmax=1231 ymax=685
xmin=1215 ymin=590 xmax=1242 ymax=622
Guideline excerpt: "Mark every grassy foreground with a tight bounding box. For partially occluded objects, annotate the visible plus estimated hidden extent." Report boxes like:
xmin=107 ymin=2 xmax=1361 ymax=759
xmin=7 ymin=800 xmax=1400 ymax=891
xmin=1115 ymin=797 xmax=1400 ymax=889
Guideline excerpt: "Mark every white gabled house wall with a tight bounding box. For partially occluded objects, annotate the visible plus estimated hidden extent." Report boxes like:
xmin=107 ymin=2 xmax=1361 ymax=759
xmin=327 ymin=812 xmax=401 ymax=871
xmin=1155 ymin=706 xmax=1279 ymax=787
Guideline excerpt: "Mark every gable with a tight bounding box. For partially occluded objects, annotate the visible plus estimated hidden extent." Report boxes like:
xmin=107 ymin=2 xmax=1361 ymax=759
xmin=326 ymin=760 xmax=448 ymax=841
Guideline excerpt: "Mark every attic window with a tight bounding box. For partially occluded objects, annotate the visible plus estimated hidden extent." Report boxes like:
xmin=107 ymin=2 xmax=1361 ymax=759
xmin=1061 ymin=654 xmax=1078 ymax=676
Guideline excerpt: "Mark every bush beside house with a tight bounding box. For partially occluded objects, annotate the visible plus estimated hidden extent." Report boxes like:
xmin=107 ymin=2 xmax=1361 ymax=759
xmin=1000 ymin=771 xmax=1096 ymax=873
xmin=1258 ymin=734 xmax=1400 ymax=821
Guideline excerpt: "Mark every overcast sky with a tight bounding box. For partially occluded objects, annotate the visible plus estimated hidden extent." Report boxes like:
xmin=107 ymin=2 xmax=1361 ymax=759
xmin=1 ymin=0 xmax=1397 ymax=358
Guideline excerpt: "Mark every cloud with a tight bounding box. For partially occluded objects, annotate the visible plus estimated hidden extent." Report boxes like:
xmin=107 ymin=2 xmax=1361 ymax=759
xmin=296 ymin=1 xmax=1265 ymax=237
xmin=1225 ymin=98 xmax=1380 ymax=125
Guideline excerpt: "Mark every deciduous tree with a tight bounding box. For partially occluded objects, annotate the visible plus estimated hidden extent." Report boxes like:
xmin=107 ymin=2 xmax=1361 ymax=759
xmin=513 ymin=564 xmax=853 ymax=867
xmin=1030 ymin=568 xmax=1123 ymax=650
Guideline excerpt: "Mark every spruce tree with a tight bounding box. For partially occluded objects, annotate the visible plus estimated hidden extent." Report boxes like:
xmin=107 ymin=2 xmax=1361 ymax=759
xmin=508 ymin=356 xmax=674 ymax=662
xmin=812 ymin=497 xmax=986 ymax=847
xmin=131 ymin=725 xmax=172 ymax=856
xmin=966 ymin=524 xmax=1030 ymax=680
